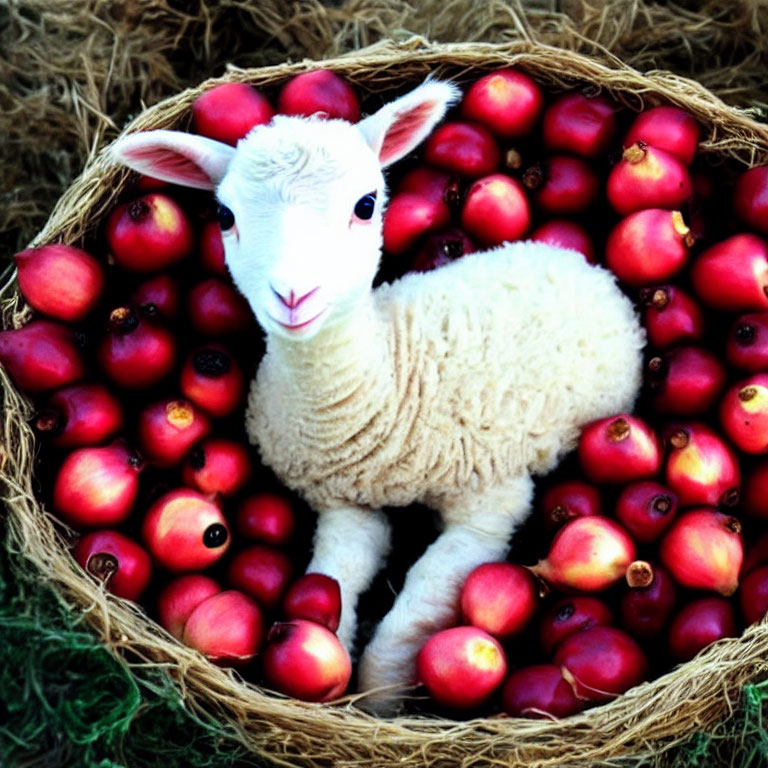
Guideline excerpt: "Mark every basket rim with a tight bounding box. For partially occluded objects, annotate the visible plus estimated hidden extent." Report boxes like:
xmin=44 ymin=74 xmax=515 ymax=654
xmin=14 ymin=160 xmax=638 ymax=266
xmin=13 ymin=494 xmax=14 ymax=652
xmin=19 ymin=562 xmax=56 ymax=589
xmin=26 ymin=36 xmax=768 ymax=254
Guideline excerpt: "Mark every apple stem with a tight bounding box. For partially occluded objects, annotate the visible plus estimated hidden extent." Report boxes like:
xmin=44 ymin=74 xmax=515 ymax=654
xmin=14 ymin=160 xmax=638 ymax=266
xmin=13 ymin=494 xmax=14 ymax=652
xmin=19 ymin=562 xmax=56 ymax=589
xmin=128 ymin=199 xmax=151 ymax=222
xmin=669 ymin=429 xmax=689 ymax=450
xmin=623 ymin=142 xmax=647 ymax=164
xmin=626 ymin=560 xmax=654 ymax=589
xmin=607 ymin=418 xmax=631 ymax=442
xmin=86 ymin=552 xmax=118 ymax=583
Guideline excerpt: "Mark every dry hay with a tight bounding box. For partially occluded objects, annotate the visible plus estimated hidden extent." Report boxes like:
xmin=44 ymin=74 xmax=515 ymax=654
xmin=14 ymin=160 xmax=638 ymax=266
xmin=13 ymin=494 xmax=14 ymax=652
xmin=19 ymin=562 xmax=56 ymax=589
xmin=3 ymin=36 xmax=768 ymax=768
xmin=2 ymin=0 xmax=768 ymax=257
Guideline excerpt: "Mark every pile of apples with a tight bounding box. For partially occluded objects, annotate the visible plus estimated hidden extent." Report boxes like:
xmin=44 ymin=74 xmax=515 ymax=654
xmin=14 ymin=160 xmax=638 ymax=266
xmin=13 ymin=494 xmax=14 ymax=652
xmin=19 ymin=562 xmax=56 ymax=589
xmin=3 ymin=72 xmax=364 ymax=704
xmin=3 ymin=65 xmax=768 ymax=717
xmin=388 ymin=72 xmax=768 ymax=717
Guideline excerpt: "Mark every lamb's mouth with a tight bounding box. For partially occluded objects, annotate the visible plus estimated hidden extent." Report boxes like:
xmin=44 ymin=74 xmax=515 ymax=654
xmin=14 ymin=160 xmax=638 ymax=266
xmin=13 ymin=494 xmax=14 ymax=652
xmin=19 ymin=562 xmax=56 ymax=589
xmin=270 ymin=306 xmax=328 ymax=333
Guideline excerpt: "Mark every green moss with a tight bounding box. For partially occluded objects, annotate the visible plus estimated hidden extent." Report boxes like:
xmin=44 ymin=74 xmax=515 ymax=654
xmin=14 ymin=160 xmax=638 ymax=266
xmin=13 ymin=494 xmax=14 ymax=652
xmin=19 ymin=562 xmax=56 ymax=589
xmin=640 ymin=680 xmax=768 ymax=768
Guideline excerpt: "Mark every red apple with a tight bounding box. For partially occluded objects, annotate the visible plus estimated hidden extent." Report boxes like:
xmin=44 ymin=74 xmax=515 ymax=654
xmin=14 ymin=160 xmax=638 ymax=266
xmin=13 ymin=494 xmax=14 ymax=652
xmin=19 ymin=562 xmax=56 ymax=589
xmin=620 ymin=562 xmax=677 ymax=640
xmin=460 ymin=173 xmax=530 ymax=246
xmin=460 ymin=562 xmax=538 ymax=638
xmin=35 ymin=383 xmax=123 ymax=448
xmin=530 ymin=220 xmax=595 ymax=263
xmin=199 ymin=219 xmax=227 ymax=275
xmin=142 ymin=488 xmax=230 ymax=572
xmin=727 ymin=313 xmax=768 ymax=372
xmin=554 ymin=626 xmax=648 ymax=701
xmin=262 ymin=619 xmax=351 ymax=701
xmin=424 ymin=121 xmax=500 ymax=178
xmin=614 ymin=481 xmax=678 ymax=543
xmin=182 ymin=438 xmax=251 ymax=498
xmin=183 ymin=590 xmax=264 ymax=664
xmin=396 ymin=166 xmax=460 ymax=210
xmin=54 ymin=440 xmax=142 ymax=528
xmin=137 ymin=398 xmax=211 ymax=468
xmin=522 ymin=155 xmax=599 ymax=215
xmin=409 ymin=228 xmax=476 ymax=273
xmin=542 ymin=92 xmax=617 ymax=158
xmin=720 ymin=373 xmax=768 ymax=453
xmin=607 ymin=143 xmax=692 ymax=216
xmin=659 ymin=508 xmax=742 ymax=595
xmin=640 ymin=285 xmax=704 ymax=348
xmin=157 ymin=574 xmax=221 ymax=640
xmin=538 ymin=596 xmax=613 ymax=655
xmin=734 ymin=165 xmax=768 ymax=236
xmin=606 ymin=209 xmax=693 ymax=286
xmin=0 ymin=320 xmax=86 ymax=394
xmin=130 ymin=274 xmax=180 ymax=321
xmin=237 ymin=493 xmax=295 ymax=546
xmin=106 ymin=193 xmax=194 ymax=272
xmin=277 ymin=70 xmax=360 ymax=122
xmin=740 ymin=565 xmax=768 ymax=626
xmin=646 ymin=346 xmax=726 ymax=416
xmin=663 ymin=422 xmax=740 ymax=508
xmin=461 ymin=69 xmax=543 ymax=138
xmin=540 ymin=480 xmax=602 ymax=529
xmin=578 ymin=414 xmax=660 ymax=484
xmin=180 ymin=344 xmax=246 ymax=418
xmin=531 ymin=516 xmax=636 ymax=592
xmin=282 ymin=573 xmax=341 ymax=632
xmin=501 ymin=664 xmax=585 ymax=718
xmin=187 ymin=278 xmax=252 ymax=336
xmin=193 ymin=82 xmax=274 ymax=145
xmin=691 ymin=233 xmax=768 ymax=312
xmin=416 ymin=626 xmax=507 ymax=709
xmin=624 ymin=106 xmax=699 ymax=164
xmin=74 ymin=530 xmax=152 ymax=601
xmin=15 ymin=244 xmax=104 ymax=322
xmin=227 ymin=545 xmax=293 ymax=611
xmin=382 ymin=193 xmax=451 ymax=255
xmin=667 ymin=597 xmax=737 ymax=661
xmin=97 ymin=306 xmax=176 ymax=389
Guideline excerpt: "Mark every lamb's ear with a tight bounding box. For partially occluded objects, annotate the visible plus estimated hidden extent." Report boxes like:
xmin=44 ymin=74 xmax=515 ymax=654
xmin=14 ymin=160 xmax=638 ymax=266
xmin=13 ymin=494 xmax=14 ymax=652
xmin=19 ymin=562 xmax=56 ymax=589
xmin=358 ymin=80 xmax=461 ymax=168
xmin=110 ymin=129 xmax=236 ymax=190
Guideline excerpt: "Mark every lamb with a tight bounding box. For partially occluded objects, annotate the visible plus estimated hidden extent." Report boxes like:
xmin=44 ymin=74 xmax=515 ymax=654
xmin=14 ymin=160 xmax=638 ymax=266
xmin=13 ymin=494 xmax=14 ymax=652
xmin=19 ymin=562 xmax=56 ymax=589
xmin=112 ymin=79 xmax=645 ymax=711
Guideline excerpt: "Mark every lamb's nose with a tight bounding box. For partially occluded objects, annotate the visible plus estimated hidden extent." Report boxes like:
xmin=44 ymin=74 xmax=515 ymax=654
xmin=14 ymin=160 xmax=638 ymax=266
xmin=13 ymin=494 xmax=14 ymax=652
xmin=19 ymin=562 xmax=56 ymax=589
xmin=271 ymin=285 xmax=318 ymax=310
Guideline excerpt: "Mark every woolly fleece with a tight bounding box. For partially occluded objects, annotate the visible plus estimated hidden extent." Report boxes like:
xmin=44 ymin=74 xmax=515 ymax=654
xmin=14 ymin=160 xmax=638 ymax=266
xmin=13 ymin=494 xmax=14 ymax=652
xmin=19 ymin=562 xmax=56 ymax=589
xmin=250 ymin=243 xmax=644 ymax=510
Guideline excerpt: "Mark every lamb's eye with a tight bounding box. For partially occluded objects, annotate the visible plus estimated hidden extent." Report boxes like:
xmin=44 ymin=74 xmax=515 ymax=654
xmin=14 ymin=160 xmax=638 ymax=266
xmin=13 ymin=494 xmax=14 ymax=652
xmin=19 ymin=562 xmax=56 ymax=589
xmin=216 ymin=204 xmax=235 ymax=231
xmin=354 ymin=192 xmax=377 ymax=220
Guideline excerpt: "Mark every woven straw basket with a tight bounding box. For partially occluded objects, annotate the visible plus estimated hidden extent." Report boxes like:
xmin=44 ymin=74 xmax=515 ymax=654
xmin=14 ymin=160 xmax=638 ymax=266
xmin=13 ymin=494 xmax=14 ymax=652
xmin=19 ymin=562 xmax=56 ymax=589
xmin=4 ymin=37 xmax=768 ymax=768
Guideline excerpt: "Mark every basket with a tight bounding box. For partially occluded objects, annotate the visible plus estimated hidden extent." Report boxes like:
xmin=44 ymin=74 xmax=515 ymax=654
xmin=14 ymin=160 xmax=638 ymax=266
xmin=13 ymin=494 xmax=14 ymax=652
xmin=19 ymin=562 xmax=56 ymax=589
xmin=4 ymin=37 xmax=768 ymax=768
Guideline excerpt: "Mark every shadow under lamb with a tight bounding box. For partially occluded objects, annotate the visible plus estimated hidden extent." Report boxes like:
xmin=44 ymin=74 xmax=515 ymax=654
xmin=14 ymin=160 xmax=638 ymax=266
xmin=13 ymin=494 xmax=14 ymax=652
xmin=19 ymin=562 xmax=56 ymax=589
xmin=112 ymin=78 xmax=645 ymax=712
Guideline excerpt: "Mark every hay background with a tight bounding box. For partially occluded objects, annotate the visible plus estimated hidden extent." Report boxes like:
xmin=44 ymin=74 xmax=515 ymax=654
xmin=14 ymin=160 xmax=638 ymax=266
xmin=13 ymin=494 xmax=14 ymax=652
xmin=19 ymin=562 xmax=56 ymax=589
xmin=3 ymin=0 xmax=768 ymax=257
xmin=2 ymin=1 xmax=768 ymax=767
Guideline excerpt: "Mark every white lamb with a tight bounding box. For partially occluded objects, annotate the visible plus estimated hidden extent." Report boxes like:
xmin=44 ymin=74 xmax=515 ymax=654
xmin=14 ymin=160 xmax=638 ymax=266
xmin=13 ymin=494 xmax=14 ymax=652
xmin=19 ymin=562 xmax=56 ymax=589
xmin=113 ymin=79 xmax=645 ymax=711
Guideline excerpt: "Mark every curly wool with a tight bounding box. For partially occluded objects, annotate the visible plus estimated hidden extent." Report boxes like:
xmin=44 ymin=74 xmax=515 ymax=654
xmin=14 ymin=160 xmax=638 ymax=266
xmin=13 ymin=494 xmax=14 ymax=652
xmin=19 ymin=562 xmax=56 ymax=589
xmin=248 ymin=241 xmax=644 ymax=513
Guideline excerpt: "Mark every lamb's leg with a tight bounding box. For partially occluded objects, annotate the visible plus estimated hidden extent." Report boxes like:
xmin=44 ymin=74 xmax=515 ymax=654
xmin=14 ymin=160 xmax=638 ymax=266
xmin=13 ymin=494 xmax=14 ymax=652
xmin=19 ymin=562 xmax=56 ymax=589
xmin=305 ymin=505 xmax=391 ymax=652
xmin=357 ymin=475 xmax=534 ymax=713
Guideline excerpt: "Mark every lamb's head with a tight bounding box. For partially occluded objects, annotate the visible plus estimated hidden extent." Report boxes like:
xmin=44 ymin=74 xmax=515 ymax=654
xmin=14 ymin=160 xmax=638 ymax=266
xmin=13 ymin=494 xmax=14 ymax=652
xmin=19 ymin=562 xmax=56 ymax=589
xmin=112 ymin=79 xmax=460 ymax=340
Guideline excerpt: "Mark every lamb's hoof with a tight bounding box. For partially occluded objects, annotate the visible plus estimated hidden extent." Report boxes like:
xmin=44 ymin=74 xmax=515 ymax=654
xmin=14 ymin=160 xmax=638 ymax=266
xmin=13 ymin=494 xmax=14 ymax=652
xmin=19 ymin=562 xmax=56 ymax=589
xmin=356 ymin=641 xmax=415 ymax=716
xmin=355 ymin=685 xmax=408 ymax=717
